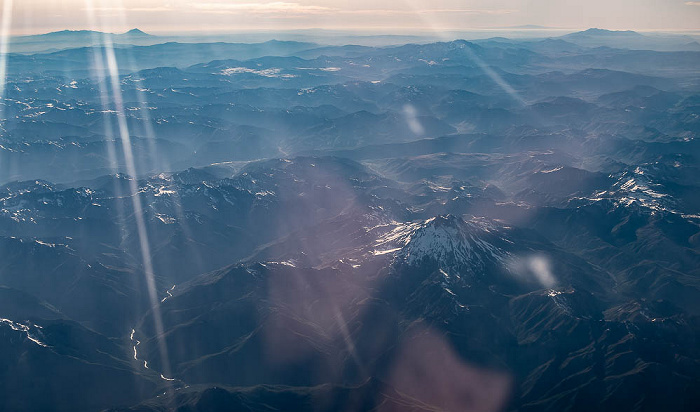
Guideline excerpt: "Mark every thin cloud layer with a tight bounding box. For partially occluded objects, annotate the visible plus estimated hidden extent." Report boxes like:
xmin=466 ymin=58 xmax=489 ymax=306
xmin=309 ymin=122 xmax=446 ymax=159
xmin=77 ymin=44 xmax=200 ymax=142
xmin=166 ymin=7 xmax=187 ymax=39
xmin=7 ymin=0 xmax=700 ymax=34
xmin=192 ymin=2 xmax=336 ymax=15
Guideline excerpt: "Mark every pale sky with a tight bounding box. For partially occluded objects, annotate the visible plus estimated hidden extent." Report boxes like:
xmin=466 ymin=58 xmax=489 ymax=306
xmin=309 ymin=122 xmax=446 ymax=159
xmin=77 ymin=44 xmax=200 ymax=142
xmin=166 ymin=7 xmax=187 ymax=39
xmin=3 ymin=0 xmax=700 ymax=35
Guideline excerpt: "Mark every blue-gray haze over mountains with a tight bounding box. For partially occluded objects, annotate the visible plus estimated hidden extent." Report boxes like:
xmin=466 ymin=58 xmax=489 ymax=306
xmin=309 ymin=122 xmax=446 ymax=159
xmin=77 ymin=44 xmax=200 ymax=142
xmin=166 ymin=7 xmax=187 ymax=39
xmin=0 ymin=27 xmax=699 ymax=412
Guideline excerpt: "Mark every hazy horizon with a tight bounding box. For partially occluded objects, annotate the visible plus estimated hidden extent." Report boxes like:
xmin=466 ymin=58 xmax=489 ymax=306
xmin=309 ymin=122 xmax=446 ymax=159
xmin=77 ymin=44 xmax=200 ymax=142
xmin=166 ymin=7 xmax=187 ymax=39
xmin=2 ymin=0 xmax=699 ymax=36
xmin=11 ymin=26 xmax=700 ymax=37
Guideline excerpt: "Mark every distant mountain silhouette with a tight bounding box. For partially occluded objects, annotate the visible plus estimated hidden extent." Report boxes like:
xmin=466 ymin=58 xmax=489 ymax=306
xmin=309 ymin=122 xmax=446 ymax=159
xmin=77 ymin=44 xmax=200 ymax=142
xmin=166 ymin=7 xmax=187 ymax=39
xmin=567 ymin=28 xmax=644 ymax=37
xmin=122 ymin=28 xmax=151 ymax=37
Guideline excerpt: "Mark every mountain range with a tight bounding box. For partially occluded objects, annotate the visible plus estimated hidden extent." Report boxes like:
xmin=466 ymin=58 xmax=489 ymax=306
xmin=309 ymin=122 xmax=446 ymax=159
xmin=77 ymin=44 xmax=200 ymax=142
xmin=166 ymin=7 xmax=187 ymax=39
xmin=1 ymin=28 xmax=699 ymax=411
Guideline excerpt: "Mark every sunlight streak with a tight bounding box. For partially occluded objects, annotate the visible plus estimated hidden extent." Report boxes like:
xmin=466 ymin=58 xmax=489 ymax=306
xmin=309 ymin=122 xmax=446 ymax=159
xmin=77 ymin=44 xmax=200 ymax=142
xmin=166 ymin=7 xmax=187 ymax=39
xmin=89 ymin=0 xmax=175 ymax=390
xmin=0 ymin=0 xmax=13 ymax=124
xmin=84 ymin=0 xmax=132 ymax=259
xmin=462 ymin=46 xmax=526 ymax=106
xmin=402 ymin=0 xmax=526 ymax=106
xmin=118 ymin=25 xmax=208 ymax=278
xmin=85 ymin=0 xmax=121 ymax=173
xmin=104 ymin=32 xmax=173 ymax=382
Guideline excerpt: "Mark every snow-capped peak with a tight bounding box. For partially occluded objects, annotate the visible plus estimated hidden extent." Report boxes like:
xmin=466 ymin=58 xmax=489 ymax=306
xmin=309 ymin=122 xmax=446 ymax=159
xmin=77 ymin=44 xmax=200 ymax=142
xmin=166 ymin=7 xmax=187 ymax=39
xmin=372 ymin=215 xmax=508 ymax=272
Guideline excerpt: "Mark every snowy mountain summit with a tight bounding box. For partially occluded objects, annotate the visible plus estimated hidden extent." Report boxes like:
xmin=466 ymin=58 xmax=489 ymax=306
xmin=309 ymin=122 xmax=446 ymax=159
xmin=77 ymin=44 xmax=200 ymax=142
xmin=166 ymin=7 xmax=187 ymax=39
xmin=372 ymin=215 xmax=509 ymax=274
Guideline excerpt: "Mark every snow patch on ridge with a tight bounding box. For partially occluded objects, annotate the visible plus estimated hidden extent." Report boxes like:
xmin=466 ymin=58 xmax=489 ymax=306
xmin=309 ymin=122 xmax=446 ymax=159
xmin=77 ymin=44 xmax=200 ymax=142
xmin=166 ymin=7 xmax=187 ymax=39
xmin=0 ymin=318 xmax=49 ymax=347
xmin=220 ymin=67 xmax=296 ymax=78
